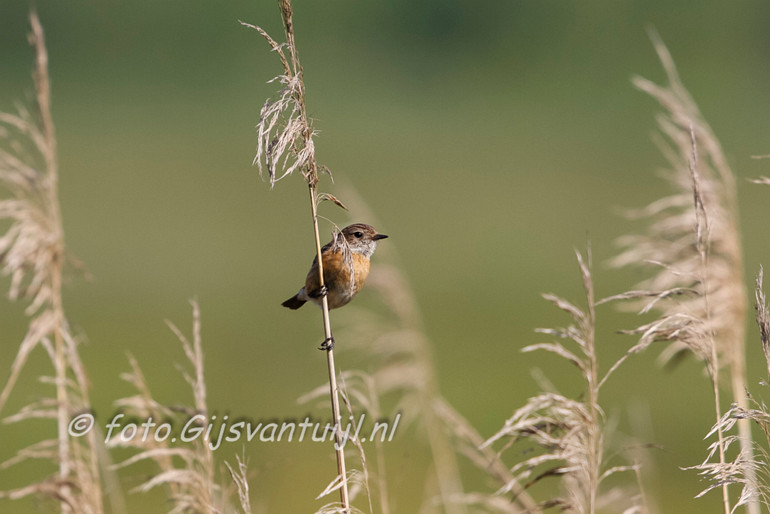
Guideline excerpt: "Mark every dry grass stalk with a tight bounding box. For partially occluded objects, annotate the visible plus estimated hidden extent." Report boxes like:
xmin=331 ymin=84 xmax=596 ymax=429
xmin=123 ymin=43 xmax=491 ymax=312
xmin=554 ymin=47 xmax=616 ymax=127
xmin=225 ymin=454 xmax=253 ymax=514
xmin=482 ymin=250 xmax=644 ymax=513
xmin=610 ymin=34 xmax=755 ymax=514
xmin=0 ymin=11 xmax=106 ymax=512
xmin=686 ymin=407 xmax=770 ymax=511
xmin=242 ymin=0 xmax=351 ymax=510
xmin=109 ymin=300 xmax=252 ymax=513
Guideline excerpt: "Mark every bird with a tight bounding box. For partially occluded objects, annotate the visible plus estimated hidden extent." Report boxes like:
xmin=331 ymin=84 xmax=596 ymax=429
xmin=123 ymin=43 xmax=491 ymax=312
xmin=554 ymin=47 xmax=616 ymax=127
xmin=281 ymin=223 xmax=388 ymax=314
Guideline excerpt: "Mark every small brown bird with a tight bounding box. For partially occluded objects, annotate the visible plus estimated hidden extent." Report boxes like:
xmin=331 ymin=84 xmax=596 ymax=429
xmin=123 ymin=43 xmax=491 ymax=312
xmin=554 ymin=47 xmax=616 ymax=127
xmin=282 ymin=223 xmax=388 ymax=311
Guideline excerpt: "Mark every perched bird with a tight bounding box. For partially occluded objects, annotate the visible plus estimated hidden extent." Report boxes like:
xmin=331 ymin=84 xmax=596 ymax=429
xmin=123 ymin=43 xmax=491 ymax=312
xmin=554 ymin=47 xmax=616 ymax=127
xmin=282 ymin=223 xmax=388 ymax=312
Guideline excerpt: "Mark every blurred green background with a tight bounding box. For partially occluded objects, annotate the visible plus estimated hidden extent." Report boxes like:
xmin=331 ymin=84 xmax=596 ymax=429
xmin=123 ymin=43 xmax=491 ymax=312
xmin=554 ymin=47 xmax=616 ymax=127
xmin=2 ymin=0 xmax=770 ymax=512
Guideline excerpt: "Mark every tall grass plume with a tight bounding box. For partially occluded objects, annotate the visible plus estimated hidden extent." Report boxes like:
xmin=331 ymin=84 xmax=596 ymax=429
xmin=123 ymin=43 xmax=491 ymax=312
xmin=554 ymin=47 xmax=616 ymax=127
xmin=109 ymin=301 xmax=253 ymax=513
xmin=479 ymin=250 xmax=644 ymax=513
xmin=0 ymin=12 xmax=107 ymax=512
xmin=610 ymin=34 xmax=754 ymax=513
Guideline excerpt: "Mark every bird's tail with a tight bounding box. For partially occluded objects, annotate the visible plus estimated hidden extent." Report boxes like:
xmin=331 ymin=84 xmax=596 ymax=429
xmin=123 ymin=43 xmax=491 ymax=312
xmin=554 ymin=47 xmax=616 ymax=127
xmin=281 ymin=295 xmax=306 ymax=309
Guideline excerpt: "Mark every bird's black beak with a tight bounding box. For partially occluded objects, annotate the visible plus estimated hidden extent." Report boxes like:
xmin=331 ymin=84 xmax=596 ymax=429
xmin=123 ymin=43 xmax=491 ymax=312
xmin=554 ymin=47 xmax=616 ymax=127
xmin=373 ymin=234 xmax=388 ymax=241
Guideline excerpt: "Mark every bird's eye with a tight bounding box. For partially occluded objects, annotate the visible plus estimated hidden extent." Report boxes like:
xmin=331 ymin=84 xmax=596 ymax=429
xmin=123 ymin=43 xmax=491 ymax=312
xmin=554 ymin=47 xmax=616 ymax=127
xmin=354 ymin=231 xmax=363 ymax=238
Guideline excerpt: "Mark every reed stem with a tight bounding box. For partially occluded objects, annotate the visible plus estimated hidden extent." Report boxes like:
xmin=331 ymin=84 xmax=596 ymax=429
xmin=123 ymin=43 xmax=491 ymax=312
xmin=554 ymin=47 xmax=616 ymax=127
xmin=308 ymin=184 xmax=350 ymax=511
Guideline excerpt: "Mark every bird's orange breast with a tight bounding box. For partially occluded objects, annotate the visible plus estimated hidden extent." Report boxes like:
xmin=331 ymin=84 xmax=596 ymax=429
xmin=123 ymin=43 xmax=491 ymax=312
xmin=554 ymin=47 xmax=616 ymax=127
xmin=305 ymin=249 xmax=371 ymax=309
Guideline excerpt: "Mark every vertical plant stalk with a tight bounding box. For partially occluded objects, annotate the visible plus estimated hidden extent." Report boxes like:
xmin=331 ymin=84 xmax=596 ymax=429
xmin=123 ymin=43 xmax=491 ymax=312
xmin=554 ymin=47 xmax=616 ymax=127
xmin=689 ymin=128 xmax=730 ymax=514
xmin=581 ymin=250 xmax=600 ymax=513
xmin=710 ymin=349 xmax=730 ymax=514
xmin=309 ymin=185 xmax=351 ymax=510
xmin=31 ymin=12 xmax=73 ymax=506
xmin=242 ymin=0 xmax=349 ymax=509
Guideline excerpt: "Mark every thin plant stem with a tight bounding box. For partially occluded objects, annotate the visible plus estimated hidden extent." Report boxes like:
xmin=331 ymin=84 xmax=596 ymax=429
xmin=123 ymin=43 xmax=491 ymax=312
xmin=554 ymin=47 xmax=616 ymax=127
xmin=703 ymin=256 xmax=730 ymax=514
xmin=690 ymin=125 xmax=730 ymax=514
xmin=582 ymin=251 xmax=600 ymax=513
xmin=309 ymin=184 xmax=351 ymax=511
xmin=31 ymin=10 xmax=74 ymax=509
xmin=710 ymin=364 xmax=730 ymax=514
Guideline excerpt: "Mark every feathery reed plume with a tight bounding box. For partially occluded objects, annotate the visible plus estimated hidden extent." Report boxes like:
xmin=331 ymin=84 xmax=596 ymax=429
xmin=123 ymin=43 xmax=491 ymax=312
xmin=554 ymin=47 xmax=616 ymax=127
xmin=688 ymin=267 xmax=770 ymax=510
xmin=110 ymin=301 xmax=251 ymax=512
xmin=241 ymin=0 xmax=352 ymax=510
xmin=686 ymin=404 xmax=770 ymax=510
xmin=614 ymin=42 xmax=745 ymax=375
xmin=687 ymin=267 xmax=770 ymax=509
xmin=0 ymin=12 xmax=107 ymax=512
xmin=610 ymin=34 xmax=752 ymax=513
xmin=225 ymin=454 xmax=253 ymax=514
xmin=482 ymin=250 xmax=643 ymax=513
xmin=686 ymin=265 xmax=770 ymax=512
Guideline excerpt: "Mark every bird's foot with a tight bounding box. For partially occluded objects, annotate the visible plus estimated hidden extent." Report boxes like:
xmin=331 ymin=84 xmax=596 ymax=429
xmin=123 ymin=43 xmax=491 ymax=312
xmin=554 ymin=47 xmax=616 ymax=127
xmin=318 ymin=336 xmax=335 ymax=351
xmin=309 ymin=285 xmax=329 ymax=299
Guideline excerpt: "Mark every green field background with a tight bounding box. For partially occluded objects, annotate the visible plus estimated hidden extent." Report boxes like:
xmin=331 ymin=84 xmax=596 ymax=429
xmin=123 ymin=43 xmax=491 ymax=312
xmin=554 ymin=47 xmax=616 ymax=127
xmin=2 ymin=1 xmax=770 ymax=512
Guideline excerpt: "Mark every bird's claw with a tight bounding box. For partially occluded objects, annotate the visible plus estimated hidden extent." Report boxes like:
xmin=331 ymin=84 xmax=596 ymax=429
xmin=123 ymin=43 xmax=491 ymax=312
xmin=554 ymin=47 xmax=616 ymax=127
xmin=318 ymin=337 xmax=335 ymax=351
xmin=309 ymin=285 xmax=329 ymax=299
